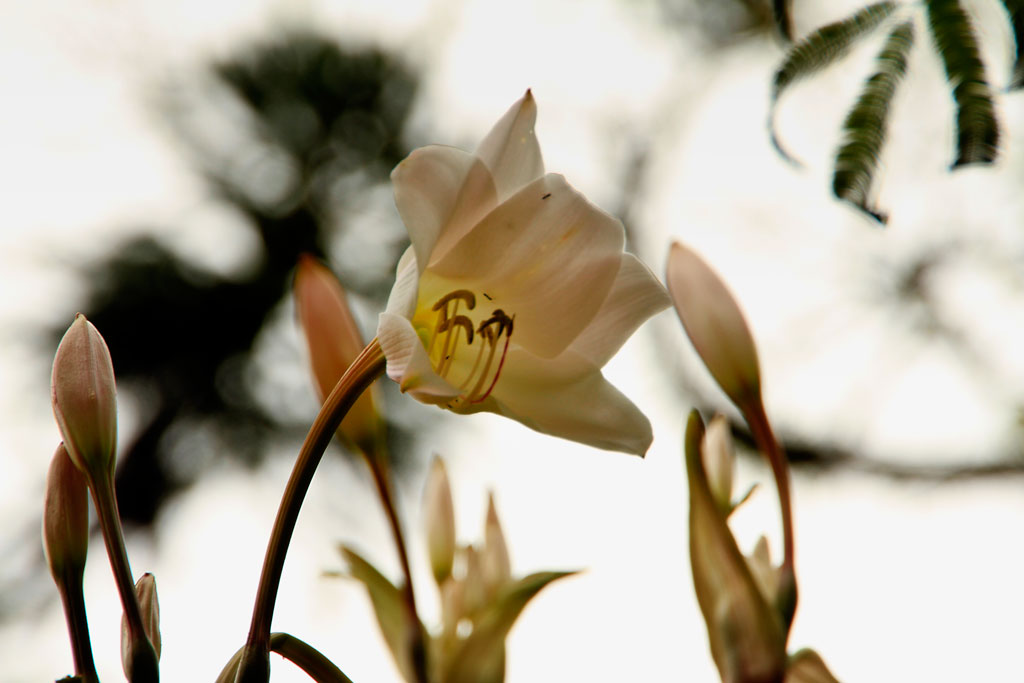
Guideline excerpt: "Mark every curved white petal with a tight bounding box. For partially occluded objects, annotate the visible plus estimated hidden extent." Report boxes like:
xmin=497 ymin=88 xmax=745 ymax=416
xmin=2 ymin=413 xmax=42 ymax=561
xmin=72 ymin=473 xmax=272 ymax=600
xmin=568 ymin=253 xmax=671 ymax=367
xmin=475 ymin=90 xmax=544 ymax=202
xmin=383 ymin=247 xmax=420 ymax=319
xmin=377 ymin=312 xmax=461 ymax=404
xmin=391 ymin=145 xmax=498 ymax=273
xmin=490 ymin=349 xmax=653 ymax=456
xmin=431 ymin=174 xmax=625 ymax=358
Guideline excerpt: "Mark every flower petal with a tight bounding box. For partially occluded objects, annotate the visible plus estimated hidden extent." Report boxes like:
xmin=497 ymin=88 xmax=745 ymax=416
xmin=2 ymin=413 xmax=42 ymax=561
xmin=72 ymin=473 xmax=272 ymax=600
xmin=383 ymin=247 xmax=420 ymax=319
xmin=391 ymin=145 xmax=498 ymax=274
xmin=377 ymin=312 xmax=460 ymax=403
xmin=475 ymin=90 xmax=544 ymax=202
xmin=567 ymin=253 xmax=671 ymax=367
xmin=431 ymin=174 xmax=625 ymax=358
xmin=490 ymin=349 xmax=653 ymax=455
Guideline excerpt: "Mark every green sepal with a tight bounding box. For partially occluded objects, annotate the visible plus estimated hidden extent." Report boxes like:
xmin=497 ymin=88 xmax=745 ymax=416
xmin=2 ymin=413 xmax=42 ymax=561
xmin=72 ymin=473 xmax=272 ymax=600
xmin=339 ymin=545 xmax=425 ymax=683
xmin=443 ymin=570 xmax=577 ymax=683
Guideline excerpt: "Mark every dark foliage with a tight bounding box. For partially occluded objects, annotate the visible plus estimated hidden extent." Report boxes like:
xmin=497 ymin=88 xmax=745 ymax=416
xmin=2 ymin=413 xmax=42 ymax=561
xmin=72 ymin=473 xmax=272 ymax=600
xmin=56 ymin=33 xmax=417 ymax=526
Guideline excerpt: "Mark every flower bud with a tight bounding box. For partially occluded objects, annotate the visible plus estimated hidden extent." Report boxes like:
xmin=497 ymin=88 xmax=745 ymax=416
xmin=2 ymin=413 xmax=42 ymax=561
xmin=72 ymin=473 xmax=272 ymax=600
xmin=42 ymin=443 xmax=90 ymax=582
xmin=51 ymin=315 xmax=118 ymax=477
xmin=422 ymin=455 xmax=456 ymax=585
xmin=666 ymin=242 xmax=762 ymax=413
xmin=481 ymin=493 xmax=510 ymax=597
xmin=294 ymin=255 xmax=383 ymax=455
xmin=122 ymin=573 xmax=161 ymax=678
xmin=702 ymin=416 xmax=735 ymax=514
xmin=684 ymin=411 xmax=786 ymax=683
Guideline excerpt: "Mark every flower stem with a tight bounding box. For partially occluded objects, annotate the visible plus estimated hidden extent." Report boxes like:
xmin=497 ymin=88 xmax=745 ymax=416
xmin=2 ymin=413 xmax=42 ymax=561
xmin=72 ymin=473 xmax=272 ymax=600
xmin=235 ymin=340 xmax=386 ymax=683
xmin=269 ymin=632 xmax=356 ymax=683
xmin=89 ymin=470 xmax=159 ymax=682
xmin=745 ymin=401 xmax=798 ymax=627
xmin=57 ymin=566 xmax=98 ymax=683
xmin=362 ymin=447 xmax=428 ymax=683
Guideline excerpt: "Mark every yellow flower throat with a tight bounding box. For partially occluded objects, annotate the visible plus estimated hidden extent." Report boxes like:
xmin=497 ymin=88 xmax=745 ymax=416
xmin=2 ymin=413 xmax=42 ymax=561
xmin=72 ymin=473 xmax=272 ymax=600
xmin=423 ymin=289 xmax=514 ymax=405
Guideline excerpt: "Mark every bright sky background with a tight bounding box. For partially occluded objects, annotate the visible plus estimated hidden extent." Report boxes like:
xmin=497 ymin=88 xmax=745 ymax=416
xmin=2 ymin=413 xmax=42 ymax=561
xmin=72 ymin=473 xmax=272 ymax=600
xmin=3 ymin=0 xmax=1024 ymax=681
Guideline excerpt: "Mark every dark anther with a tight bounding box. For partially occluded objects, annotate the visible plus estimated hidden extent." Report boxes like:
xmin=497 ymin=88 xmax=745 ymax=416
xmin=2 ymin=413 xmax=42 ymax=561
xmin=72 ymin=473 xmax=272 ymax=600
xmin=478 ymin=309 xmax=514 ymax=338
xmin=432 ymin=289 xmax=476 ymax=311
xmin=542 ymin=193 xmax=552 ymax=200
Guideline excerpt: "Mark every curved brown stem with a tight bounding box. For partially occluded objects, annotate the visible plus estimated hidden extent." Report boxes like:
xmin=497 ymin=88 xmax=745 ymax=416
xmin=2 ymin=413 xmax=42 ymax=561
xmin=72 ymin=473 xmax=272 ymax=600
xmin=235 ymin=340 xmax=386 ymax=683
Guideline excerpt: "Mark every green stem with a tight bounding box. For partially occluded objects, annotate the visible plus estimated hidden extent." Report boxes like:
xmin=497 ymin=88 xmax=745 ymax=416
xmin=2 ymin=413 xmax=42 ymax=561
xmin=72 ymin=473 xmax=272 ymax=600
xmin=362 ymin=449 xmax=427 ymax=683
xmin=89 ymin=470 xmax=159 ymax=682
xmin=58 ymin=566 xmax=98 ymax=683
xmin=236 ymin=340 xmax=386 ymax=683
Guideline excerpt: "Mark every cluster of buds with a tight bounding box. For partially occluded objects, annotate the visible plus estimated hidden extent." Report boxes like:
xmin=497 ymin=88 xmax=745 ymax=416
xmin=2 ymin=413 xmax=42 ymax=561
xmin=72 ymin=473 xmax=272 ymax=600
xmin=340 ymin=456 xmax=573 ymax=683
xmin=48 ymin=314 xmax=160 ymax=683
xmin=668 ymin=245 xmax=839 ymax=683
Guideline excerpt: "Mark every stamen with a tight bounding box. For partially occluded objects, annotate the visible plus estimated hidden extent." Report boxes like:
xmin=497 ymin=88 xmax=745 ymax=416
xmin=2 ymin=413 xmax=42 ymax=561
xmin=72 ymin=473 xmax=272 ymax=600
xmin=432 ymin=289 xmax=476 ymax=312
xmin=425 ymin=291 xmax=515 ymax=403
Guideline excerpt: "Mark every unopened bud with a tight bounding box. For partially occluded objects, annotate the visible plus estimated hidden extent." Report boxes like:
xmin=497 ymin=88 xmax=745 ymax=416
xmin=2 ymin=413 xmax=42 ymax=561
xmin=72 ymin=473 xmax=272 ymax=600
xmin=702 ymin=416 xmax=734 ymax=514
xmin=42 ymin=443 xmax=90 ymax=582
xmin=122 ymin=573 xmax=160 ymax=679
xmin=666 ymin=242 xmax=762 ymax=413
xmin=294 ymin=255 xmax=382 ymax=455
xmin=51 ymin=314 xmax=118 ymax=477
xmin=481 ymin=493 xmax=510 ymax=596
xmin=423 ymin=455 xmax=456 ymax=585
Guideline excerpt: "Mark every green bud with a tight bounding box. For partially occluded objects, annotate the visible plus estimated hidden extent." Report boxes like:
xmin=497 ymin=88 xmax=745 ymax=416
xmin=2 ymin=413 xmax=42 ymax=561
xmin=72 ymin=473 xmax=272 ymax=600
xmin=122 ymin=573 xmax=160 ymax=669
xmin=422 ymin=455 xmax=456 ymax=585
xmin=121 ymin=573 xmax=161 ymax=682
xmin=43 ymin=443 xmax=90 ymax=582
xmin=481 ymin=494 xmax=510 ymax=598
xmin=702 ymin=416 xmax=735 ymax=515
xmin=51 ymin=315 xmax=118 ymax=478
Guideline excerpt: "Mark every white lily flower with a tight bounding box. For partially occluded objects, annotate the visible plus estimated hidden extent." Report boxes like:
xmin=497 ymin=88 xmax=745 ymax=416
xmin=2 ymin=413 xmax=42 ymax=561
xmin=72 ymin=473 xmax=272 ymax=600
xmin=378 ymin=91 xmax=669 ymax=455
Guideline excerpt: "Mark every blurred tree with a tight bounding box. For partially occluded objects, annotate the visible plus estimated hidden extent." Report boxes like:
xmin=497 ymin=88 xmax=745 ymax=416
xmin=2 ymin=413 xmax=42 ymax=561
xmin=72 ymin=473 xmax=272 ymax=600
xmin=57 ymin=32 xmax=417 ymax=527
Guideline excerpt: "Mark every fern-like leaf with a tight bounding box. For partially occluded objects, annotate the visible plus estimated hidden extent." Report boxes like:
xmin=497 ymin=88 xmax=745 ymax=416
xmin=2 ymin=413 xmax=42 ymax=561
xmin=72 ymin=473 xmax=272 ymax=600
xmin=770 ymin=1 xmax=899 ymax=163
xmin=926 ymin=0 xmax=1000 ymax=166
xmin=774 ymin=0 xmax=794 ymax=42
xmin=833 ymin=21 xmax=915 ymax=223
xmin=999 ymin=0 xmax=1024 ymax=88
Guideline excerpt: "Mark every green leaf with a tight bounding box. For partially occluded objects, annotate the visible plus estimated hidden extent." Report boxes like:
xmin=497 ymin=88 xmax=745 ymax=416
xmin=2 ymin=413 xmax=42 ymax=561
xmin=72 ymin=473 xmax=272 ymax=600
xmin=339 ymin=546 xmax=422 ymax=683
xmin=785 ymin=648 xmax=841 ymax=683
xmin=774 ymin=0 xmax=794 ymax=42
xmin=833 ymin=20 xmax=915 ymax=223
xmin=926 ymin=0 xmax=1000 ymax=166
xmin=269 ymin=633 xmax=356 ymax=683
xmin=998 ymin=0 xmax=1024 ymax=88
xmin=770 ymin=1 xmax=898 ymax=162
xmin=444 ymin=571 xmax=576 ymax=683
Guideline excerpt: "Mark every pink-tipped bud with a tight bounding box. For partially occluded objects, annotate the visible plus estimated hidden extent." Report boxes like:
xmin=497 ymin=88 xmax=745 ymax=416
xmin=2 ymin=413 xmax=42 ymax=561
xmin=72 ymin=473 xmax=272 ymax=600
xmin=51 ymin=314 xmax=118 ymax=478
xmin=666 ymin=242 xmax=763 ymax=413
xmin=122 ymin=572 xmax=161 ymax=677
xmin=42 ymin=443 xmax=90 ymax=582
xmin=422 ymin=455 xmax=456 ymax=585
xmin=294 ymin=255 xmax=382 ymax=455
